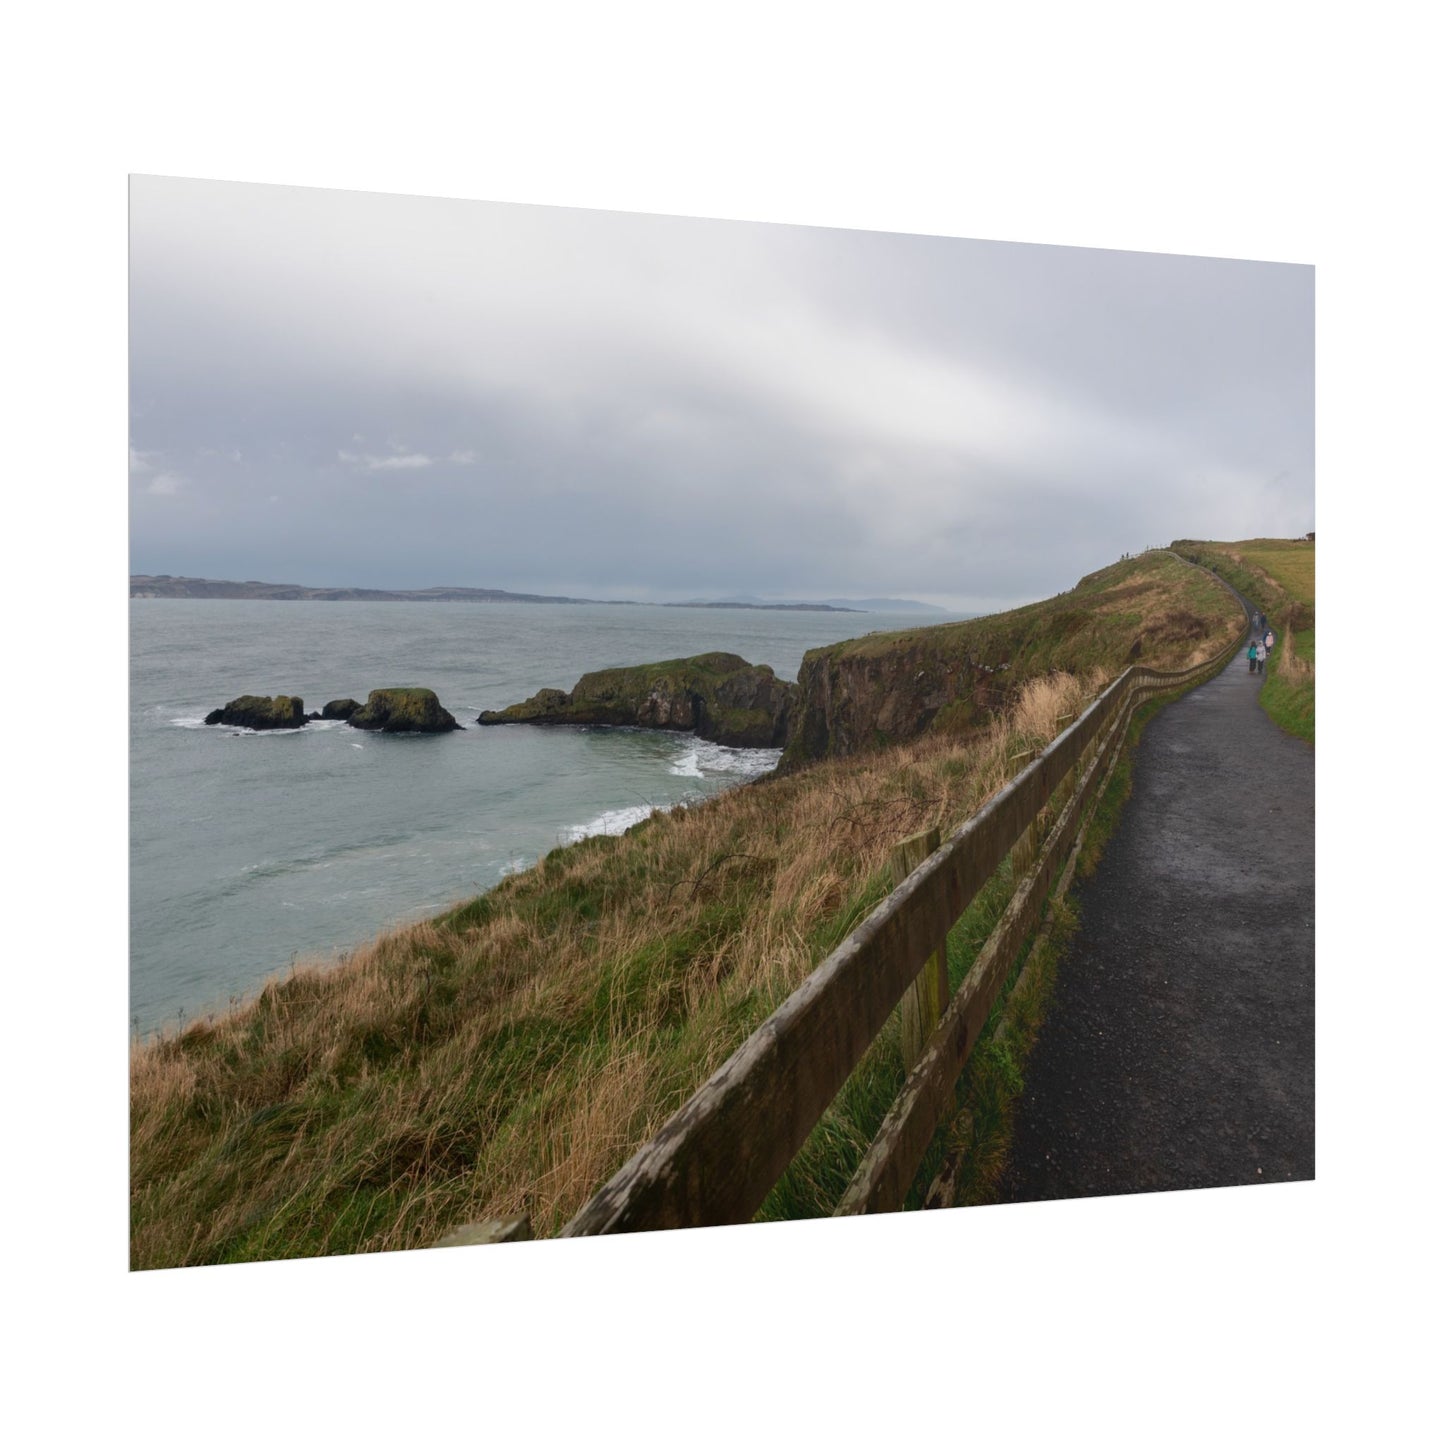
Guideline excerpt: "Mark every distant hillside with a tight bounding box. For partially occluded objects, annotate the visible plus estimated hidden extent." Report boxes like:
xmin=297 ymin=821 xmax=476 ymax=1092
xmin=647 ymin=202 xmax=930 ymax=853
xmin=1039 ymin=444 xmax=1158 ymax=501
xmin=130 ymin=575 xmax=604 ymax=603
xmin=129 ymin=575 xmax=927 ymax=613
xmin=671 ymin=594 xmax=947 ymax=614
xmin=818 ymin=597 xmax=951 ymax=614
xmin=665 ymin=599 xmax=857 ymax=613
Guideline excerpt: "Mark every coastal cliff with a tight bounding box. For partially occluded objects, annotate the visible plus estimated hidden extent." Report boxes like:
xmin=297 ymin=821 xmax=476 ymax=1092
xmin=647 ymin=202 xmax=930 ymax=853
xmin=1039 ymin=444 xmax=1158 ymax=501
xmin=478 ymin=651 xmax=794 ymax=748
xmin=779 ymin=552 xmax=1240 ymax=770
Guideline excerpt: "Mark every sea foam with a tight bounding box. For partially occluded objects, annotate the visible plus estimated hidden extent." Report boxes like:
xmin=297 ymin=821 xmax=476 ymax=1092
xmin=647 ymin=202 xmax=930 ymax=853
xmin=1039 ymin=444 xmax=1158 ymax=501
xmin=668 ymin=738 xmax=782 ymax=778
xmin=562 ymin=803 xmax=665 ymax=843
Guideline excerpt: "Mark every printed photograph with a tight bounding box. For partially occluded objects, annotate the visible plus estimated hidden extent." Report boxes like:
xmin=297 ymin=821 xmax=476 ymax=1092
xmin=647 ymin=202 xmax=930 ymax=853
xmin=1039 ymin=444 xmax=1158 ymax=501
xmin=129 ymin=176 xmax=1314 ymax=1266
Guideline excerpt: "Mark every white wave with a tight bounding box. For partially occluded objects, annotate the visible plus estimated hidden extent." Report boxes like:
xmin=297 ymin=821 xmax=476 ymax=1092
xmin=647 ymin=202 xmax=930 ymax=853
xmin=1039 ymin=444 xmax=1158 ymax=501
xmin=173 ymin=714 xmax=341 ymax=735
xmin=680 ymin=738 xmax=783 ymax=778
xmin=562 ymin=803 xmax=663 ymax=843
xmin=669 ymin=747 xmax=703 ymax=778
xmin=499 ymin=856 xmax=532 ymax=877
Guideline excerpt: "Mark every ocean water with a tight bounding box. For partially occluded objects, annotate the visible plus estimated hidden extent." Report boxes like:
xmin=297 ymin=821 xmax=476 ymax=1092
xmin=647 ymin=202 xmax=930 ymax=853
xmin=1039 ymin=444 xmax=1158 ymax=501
xmin=130 ymin=600 xmax=959 ymax=1035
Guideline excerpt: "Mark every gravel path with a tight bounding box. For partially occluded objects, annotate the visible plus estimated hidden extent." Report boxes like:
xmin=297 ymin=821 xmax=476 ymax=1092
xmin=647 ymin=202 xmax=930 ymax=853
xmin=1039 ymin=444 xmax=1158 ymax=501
xmin=996 ymin=626 xmax=1314 ymax=1202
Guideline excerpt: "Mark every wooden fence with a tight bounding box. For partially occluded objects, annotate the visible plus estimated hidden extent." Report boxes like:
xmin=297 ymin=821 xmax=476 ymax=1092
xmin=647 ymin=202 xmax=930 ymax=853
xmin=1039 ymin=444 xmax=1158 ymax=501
xmin=443 ymin=565 xmax=1251 ymax=1244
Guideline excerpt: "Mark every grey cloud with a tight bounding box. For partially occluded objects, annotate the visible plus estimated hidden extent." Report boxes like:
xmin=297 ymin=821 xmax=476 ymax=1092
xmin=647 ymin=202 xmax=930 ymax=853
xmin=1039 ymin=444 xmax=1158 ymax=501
xmin=128 ymin=177 xmax=1314 ymax=609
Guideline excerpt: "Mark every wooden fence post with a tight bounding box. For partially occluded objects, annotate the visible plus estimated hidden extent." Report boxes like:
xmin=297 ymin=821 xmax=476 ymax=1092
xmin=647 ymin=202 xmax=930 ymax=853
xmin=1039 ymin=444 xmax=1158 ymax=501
xmin=891 ymin=827 xmax=947 ymax=1071
xmin=1007 ymin=749 xmax=1039 ymax=878
xmin=1056 ymin=713 xmax=1078 ymax=803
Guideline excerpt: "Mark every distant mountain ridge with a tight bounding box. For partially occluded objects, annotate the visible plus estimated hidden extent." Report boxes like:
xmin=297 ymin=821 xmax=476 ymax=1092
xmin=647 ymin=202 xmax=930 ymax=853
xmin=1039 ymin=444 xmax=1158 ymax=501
xmin=819 ymin=597 xmax=949 ymax=614
xmin=130 ymin=575 xmax=601 ymax=604
xmin=130 ymin=575 xmax=939 ymax=613
xmin=671 ymin=594 xmax=948 ymax=614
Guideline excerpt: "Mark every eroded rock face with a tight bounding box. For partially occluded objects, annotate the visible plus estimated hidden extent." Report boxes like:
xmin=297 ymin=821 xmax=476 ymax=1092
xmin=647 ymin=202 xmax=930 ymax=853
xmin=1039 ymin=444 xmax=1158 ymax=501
xmin=477 ymin=652 xmax=794 ymax=748
xmin=346 ymin=688 xmax=461 ymax=733
xmin=320 ymin=698 xmax=360 ymax=721
xmin=781 ymin=643 xmax=995 ymax=770
xmin=204 ymin=695 xmax=308 ymax=730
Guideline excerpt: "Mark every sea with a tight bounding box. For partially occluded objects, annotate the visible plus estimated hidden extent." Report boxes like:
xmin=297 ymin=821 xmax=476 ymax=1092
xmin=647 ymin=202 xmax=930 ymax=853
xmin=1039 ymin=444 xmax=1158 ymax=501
xmin=130 ymin=599 xmax=963 ymax=1036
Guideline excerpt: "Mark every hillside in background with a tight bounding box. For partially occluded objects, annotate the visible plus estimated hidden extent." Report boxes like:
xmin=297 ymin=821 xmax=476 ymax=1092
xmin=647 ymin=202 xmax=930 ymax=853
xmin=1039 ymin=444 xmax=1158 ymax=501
xmin=130 ymin=575 xmax=601 ymax=603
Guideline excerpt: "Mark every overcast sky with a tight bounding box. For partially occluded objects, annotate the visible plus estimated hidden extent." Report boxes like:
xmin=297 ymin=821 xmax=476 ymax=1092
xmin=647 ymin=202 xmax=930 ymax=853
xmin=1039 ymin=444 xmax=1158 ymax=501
xmin=129 ymin=176 xmax=1314 ymax=611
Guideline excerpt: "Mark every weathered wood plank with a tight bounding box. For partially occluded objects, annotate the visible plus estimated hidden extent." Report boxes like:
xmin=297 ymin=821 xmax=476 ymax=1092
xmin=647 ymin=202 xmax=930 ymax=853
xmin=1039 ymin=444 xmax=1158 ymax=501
xmin=432 ymin=1213 xmax=533 ymax=1247
xmin=562 ymin=700 xmax=1116 ymax=1236
xmin=893 ymin=829 xmax=947 ymax=1070
xmin=834 ymin=694 xmax=1130 ymax=1215
xmin=918 ymin=651 xmax=1207 ymax=1210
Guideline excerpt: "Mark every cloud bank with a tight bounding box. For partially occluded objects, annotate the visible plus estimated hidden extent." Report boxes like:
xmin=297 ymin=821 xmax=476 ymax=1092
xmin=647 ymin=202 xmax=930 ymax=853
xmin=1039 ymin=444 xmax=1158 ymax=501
xmin=129 ymin=178 xmax=1313 ymax=610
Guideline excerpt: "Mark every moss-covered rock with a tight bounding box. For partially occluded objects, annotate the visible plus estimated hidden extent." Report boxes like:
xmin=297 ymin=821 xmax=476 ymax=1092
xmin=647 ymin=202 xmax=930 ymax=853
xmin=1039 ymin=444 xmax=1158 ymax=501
xmin=477 ymin=652 xmax=794 ymax=747
xmin=347 ymin=688 xmax=461 ymax=733
xmin=204 ymin=695 xmax=307 ymax=730
xmin=320 ymin=698 xmax=361 ymax=721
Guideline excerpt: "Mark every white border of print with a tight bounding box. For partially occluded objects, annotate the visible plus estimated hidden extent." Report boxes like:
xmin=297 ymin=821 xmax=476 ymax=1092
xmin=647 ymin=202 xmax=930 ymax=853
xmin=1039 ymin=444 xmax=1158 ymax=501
xmin=8 ymin=2 xmax=1434 ymax=1439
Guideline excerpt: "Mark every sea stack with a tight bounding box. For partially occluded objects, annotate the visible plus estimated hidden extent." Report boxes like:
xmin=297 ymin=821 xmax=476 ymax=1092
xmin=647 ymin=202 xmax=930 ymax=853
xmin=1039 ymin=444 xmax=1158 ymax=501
xmin=203 ymin=695 xmax=308 ymax=729
xmin=346 ymin=688 xmax=461 ymax=733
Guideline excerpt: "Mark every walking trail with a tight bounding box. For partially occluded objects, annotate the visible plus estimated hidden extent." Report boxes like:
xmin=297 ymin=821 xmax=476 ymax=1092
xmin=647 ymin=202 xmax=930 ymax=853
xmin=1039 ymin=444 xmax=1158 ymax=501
xmin=996 ymin=619 xmax=1314 ymax=1203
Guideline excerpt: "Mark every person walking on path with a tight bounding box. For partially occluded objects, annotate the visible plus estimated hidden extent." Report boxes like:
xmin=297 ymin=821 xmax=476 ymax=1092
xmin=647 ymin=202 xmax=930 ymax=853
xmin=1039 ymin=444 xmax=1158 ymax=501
xmin=1258 ymin=643 xmax=1268 ymax=679
xmin=1265 ymin=628 xmax=1276 ymax=654
xmin=1248 ymin=640 xmax=1258 ymax=673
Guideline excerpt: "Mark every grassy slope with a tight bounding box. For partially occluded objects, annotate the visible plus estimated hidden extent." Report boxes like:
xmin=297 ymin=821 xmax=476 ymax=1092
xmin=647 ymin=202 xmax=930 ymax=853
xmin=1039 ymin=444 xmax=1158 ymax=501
xmin=1171 ymin=538 xmax=1314 ymax=743
xmin=131 ymin=552 xmax=1242 ymax=1268
xmin=822 ymin=552 xmax=1230 ymax=671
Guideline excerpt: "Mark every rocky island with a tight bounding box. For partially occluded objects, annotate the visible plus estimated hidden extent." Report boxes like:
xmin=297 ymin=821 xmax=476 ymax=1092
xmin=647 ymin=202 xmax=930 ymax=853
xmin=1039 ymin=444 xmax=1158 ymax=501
xmin=204 ymin=688 xmax=459 ymax=732
xmin=347 ymin=688 xmax=461 ymax=733
xmin=477 ymin=651 xmax=795 ymax=748
xmin=204 ymin=695 xmax=308 ymax=729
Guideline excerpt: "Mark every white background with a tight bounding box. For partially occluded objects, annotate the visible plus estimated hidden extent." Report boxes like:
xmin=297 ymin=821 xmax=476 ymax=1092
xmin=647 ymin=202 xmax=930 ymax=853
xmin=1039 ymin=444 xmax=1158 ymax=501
xmin=4 ymin=2 xmax=1437 ymax=1438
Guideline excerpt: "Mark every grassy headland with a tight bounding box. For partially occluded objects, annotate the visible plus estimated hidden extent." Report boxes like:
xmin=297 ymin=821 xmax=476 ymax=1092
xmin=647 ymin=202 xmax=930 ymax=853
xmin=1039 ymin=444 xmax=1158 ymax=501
xmin=1171 ymin=537 xmax=1315 ymax=743
xmin=781 ymin=549 xmax=1237 ymax=767
xmin=131 ymin=551 xmax=1242 ymax=1268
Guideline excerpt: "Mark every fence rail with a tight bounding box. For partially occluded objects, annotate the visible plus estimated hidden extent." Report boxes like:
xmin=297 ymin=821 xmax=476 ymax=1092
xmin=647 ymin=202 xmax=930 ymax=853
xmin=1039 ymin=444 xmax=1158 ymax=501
xmin=556 ymin=577 xmax=1250 ymax=1237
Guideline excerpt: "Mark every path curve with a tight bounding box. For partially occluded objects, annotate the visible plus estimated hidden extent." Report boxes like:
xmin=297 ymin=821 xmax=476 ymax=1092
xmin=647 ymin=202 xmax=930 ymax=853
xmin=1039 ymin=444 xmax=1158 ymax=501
xmin=996 ymin=618 xmax=1314 ymax=1203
